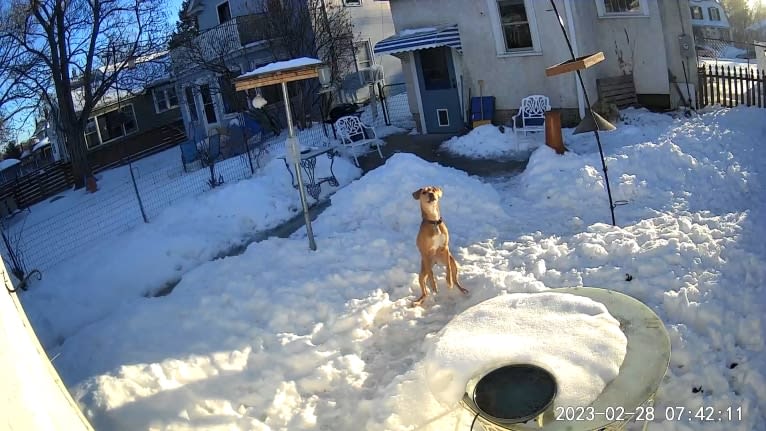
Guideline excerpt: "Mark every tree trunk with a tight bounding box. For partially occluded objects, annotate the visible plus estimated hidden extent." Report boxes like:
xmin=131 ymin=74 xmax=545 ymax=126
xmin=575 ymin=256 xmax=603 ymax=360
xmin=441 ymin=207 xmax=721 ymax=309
xmin=63 ymin=125 xmax=94 ymax=190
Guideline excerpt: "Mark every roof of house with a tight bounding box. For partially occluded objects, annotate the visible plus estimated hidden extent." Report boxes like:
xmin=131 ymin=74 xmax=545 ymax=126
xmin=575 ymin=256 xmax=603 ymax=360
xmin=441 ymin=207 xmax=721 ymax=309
xmin=72 ymin=52 xmax=173 ymax=113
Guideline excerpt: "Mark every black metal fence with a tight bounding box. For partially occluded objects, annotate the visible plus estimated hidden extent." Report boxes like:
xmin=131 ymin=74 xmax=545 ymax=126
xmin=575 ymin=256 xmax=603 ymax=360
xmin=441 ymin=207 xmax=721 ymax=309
xmin=697 ymin=64 xmax=766 ymax=108
xmin=376 ymin=82 xmax=414 ymax=130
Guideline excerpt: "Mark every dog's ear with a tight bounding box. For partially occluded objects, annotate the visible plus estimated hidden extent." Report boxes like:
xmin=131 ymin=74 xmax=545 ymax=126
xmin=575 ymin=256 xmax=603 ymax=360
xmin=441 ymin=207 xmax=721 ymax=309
xmin=434 ymin=187 xmax=443 ymax=198
xmin=412 ymin=188 xmax=422 ymax=200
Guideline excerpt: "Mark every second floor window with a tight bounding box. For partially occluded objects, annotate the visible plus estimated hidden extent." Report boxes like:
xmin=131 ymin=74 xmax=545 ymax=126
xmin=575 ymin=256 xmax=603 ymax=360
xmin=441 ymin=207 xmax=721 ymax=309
xmin=497 ymin=0 xmax=533 ymax=51
xmin=343 ymin=0 xmax=362 ymax=6
xmin=691 ymin=6 xmax=703 ymax=20
xmin=708 ymin=7 xmax=721 ymax=21
xmin=153 ymin=86 xmax=179 ymax=113
xmin=355 ymin=41 xmax=373 ymax=71
xmin=217 ymin=1 xmax=231 ymax=24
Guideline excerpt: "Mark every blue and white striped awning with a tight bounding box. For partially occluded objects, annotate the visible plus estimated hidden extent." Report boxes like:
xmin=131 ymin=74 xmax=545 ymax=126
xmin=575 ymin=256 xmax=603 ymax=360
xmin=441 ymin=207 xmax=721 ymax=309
xmin=374 ymin=25 xmax=462 ymax=56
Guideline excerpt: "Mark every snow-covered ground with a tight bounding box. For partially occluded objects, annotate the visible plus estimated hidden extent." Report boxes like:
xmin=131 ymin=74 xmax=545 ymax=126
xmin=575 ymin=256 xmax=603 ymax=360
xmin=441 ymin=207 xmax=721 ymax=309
xmin=18 ymin=106 xmax=766 ymax=430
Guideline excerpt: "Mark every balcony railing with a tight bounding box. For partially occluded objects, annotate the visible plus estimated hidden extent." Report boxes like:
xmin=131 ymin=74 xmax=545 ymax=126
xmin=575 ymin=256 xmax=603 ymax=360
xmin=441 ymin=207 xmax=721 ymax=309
xmin=171 ymin=14 xmax=269 ymax=71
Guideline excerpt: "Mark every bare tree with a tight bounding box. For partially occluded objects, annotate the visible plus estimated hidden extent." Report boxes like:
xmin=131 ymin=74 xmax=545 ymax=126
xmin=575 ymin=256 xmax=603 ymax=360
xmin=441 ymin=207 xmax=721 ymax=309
xmin=0 ymin=0 xmax=171 ymax=189
xmin=254 ymin=0 xmax=357 ymax=124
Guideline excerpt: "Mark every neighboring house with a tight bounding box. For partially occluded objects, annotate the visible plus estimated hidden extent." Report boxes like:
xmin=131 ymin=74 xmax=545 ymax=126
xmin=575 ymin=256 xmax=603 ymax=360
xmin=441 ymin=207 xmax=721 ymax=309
xmin=174 ymin=0 xmax=401 ymax=135
xmin=334 ymin=0 xmax=403 ymax=102
xmin=73 ymin=53 xmax=186 ymax=171
xmin=376 ymin=0 xmax=698 ymax=134
xmin=20 ymin=120 xmax=56 ymax=170
xmin=173 ymin=0 xmax=273 ymax=137
xmin=690 ymin=0 xmax=731 ymax=41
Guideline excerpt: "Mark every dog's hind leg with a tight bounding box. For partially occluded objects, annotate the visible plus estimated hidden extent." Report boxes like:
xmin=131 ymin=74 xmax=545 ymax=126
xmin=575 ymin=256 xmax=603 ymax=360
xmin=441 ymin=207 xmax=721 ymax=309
xmin=449 ymin=255 xmax=469 ymax=295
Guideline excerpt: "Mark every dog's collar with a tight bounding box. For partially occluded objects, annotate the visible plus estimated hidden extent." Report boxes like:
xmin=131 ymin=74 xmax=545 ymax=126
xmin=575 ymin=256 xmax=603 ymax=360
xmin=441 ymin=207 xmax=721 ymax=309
xmin=426 ymin=218 xmax=443 ymax=225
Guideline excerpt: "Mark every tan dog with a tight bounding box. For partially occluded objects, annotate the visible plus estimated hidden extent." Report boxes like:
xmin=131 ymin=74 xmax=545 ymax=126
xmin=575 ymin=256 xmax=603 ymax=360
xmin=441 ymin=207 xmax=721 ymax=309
xmin=412 ymin=186 xmax=468 ymax=306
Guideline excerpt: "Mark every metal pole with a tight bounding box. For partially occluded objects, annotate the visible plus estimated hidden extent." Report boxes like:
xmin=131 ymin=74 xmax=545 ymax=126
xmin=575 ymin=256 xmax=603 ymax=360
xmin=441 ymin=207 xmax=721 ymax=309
xmin=282 ymin=82 xmax=317 ymax=250
xmin=549 ymin=0 xmax=617 ymax=226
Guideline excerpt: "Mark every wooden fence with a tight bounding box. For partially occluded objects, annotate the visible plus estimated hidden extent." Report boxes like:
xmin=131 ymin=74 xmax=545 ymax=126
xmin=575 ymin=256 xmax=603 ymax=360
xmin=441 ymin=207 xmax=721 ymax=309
xmin=697 ymin=64 xmax=766 ymax=108
xmin=0 ymin=161 xmax=74 ymax=210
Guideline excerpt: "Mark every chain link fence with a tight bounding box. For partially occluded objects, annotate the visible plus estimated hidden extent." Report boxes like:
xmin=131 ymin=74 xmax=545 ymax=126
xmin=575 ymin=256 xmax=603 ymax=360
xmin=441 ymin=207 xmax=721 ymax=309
xmin=0 ymin=123 xmax=334 ymax=275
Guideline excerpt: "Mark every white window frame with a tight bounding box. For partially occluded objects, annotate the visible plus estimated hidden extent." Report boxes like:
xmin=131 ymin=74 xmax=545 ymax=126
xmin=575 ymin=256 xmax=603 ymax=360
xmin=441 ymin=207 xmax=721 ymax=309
xmin=84 ymin=104 xmax=138 ymax=148
xmin=216 ymin=0 xmax=232 ymax=24
xmin=354 ymin=40 xmax=374 ymax=84
xmin=595 ymin=0 xmax=650 ymax=18
xmin=343 ymin=0 xmax=362 ymax=6
xmin=485 ymin=0 xmax=541 ymax=57
xmin=152 ymin=86 xmax=179 ymax=114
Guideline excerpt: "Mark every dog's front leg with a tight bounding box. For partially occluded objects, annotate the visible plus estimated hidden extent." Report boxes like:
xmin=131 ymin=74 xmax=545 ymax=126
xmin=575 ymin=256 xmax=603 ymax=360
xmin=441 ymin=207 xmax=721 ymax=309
xmin=413 ymin=259 xmax=430 ymax=306
xmin=449 ymin=254 xmax=469 ymax=295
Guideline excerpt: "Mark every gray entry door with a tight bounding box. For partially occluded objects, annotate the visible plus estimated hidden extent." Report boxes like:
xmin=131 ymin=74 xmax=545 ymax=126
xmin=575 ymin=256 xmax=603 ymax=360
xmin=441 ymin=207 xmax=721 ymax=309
xmin=415 ymin=47 xmax=463 ymax=133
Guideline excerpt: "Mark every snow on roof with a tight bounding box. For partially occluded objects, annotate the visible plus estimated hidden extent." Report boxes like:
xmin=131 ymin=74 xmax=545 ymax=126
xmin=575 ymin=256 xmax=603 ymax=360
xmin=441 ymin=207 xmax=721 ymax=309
xmin=239 ymin=57 xmax=322 ymax=79
xmin=0 ymin=158 xmax=20 ymax=171
xmin=399 ymin=27 xmax=437 ymax=36
xmin=33 ymin=137 xmax=50 ymax=152
xmin=73 ymin=52 xmax=172 ymax=113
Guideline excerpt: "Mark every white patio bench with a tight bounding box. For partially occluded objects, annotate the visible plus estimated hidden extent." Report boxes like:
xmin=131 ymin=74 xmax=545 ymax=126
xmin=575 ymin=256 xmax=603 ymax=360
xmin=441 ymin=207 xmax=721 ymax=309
xmin=334 ymin=115 xmax=384 ymax=166
xmin=512 ymin=95 xmax=551 ymax=136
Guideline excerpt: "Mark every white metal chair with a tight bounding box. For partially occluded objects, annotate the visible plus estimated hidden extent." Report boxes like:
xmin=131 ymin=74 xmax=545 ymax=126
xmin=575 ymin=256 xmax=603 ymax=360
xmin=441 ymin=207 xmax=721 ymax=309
xmin=334 ymin=115 xmax=384 ymax=166
xmin=512 ymin=95 xmax=551 ymax=136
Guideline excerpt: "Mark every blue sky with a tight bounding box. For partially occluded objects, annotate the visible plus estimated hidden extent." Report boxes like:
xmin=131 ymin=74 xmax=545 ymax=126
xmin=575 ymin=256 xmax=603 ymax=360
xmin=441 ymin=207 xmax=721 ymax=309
xmin=165 ymin=0 xmax=185 ymax=26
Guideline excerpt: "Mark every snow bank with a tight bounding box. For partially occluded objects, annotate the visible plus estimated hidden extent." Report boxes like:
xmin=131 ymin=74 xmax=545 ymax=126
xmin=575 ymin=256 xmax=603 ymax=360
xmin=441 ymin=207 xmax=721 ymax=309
xmin=440 ymin=124 xmax=534 ymax=160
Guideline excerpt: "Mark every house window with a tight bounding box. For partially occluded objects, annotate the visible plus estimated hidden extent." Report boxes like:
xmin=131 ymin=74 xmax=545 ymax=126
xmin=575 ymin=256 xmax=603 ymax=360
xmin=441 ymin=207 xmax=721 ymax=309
xmin=200 ymin=84 xmax=218 ymax=124
xmin=596 ymin=0 xmax=648 ymax=17
xmin=217 ymin=1 xmax=231 ymax=24
xmin=343 ymin=0 xmax=361 ymax=6
xmin=85 ymin=118 xmax=99 ymax=148
xmin=152 ymin=86 xmax=179 ymax=113
xmin=355 ymin=40 xmax=373 ymax=71
xmin=708 ymin=7 xmax=721 ymax=21
xmin=690 ymin=6 xmax=703 ymax=20
xmin=185 ymin=86 xmax=199 ymax=122
xmin=85 ymin=105 xmax=138 ymax=148
xmin=497 ymin=0 xmax=533 ymax=51
xmin=420 ymin=47 xmax=453 ymax=90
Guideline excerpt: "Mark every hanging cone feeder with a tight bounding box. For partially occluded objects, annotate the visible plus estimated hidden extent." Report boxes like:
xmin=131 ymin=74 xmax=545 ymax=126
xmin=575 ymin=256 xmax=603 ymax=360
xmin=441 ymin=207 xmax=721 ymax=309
xmin=573 ymin=109 xmax=617 ymax=135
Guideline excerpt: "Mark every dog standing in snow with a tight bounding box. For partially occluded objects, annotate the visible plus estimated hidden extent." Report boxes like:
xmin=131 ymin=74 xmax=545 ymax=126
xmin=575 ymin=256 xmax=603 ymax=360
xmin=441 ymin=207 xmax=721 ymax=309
xmin=412 ymin=186 xmax=468 ymax=306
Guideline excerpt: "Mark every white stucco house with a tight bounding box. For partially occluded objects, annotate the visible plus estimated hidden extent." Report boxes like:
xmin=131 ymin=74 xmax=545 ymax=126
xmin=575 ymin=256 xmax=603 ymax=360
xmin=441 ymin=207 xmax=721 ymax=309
xmin=171 ymin=0 xmax=401 ymax=135
xmin=689 ymin=0 xmax=731 ymax=41
xmin=375 ymin=0 xmax=699 ymax=134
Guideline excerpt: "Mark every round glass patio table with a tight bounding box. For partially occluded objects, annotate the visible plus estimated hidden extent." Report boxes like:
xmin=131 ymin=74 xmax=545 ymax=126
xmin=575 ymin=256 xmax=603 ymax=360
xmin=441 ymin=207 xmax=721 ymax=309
xmin=460 ymin=287 xmax=671 ymax=431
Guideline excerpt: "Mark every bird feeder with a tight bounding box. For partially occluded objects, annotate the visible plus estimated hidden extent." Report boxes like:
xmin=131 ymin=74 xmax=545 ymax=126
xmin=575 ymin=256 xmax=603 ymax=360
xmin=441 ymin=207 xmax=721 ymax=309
xmin=235 ymin=57 xmax=324 ymax=250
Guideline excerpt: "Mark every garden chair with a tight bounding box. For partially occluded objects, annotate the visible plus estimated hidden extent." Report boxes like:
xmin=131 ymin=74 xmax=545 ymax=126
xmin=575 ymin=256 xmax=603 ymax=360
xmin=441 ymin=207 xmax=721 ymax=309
xmin=512 ymin=95 xmax=551 ymax=136
xmin=334 ymin=115 xmax=384 ymax=166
